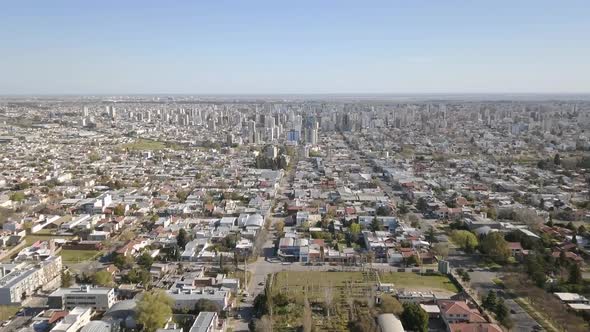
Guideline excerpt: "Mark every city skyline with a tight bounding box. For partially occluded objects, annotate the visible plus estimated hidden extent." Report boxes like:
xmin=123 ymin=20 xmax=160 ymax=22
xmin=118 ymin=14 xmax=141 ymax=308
xmin=1 ymin=0 xmax=590 ymax=95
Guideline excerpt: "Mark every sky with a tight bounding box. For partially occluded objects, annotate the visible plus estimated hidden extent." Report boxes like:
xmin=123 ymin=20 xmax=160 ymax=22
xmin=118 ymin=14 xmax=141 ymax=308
xmin=1 ymin=0 xmax=589 ymax=95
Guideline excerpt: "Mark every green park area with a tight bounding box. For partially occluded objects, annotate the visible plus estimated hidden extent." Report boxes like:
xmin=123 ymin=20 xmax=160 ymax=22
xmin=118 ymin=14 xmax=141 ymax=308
xmin=263 ymin=270 xmax=458 ymax=331
xmin=0 ymin=305 xmax=20 ymax=320
xmin=59 ymin=249 xmax=101 ymax=263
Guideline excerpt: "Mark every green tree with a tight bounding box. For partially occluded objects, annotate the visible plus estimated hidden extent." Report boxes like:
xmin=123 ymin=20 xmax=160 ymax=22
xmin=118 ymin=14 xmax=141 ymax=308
xmin=495 ymin=297 xmax=509 ymax=322
xmin=113 ymin=204 xmax=125 ymax=216
xmin=195 ymin=299 xmax=221 ymax=314
xmin=177 ymin=228 xmax=189 ymax=249
xmin=93 ymin=270 xmax=114 ymax=287
xmin=378 ymin=296 xmax=403 ymax=315
xmin=113 ymin=253 xmax=134 ymax=269
xmin=9 ymin=192 xmax=25 ymax=202
xmin=176 ymin=190 xmax=189 ymax=203
xmin=480 ymin=232 xmax=511 ymax=263
xmin=554 ymin=153 xmax=561 ymax=166
xmin=450 ymin=230 xmax=478 ymax=253
xmin=398 ymin=202 xmax=409 ymax=214
xmin=350 ymin=223 xmax=361 ymax=235
xmin=401 ymin=302 xmax=428 ymax=332
xmin=568 ymin=263 xmax=583 ymax=284
xmin=483 ymin=291 xmax=497 ymax=311
xmin=138 ymin=252 xmax=154 ymax=269
xmin=426 ymin=227 xmax=436 ymax=243
xmin=416 ymin=197 xmax=428 ymax=212
xmin=275 ymin=220 xmax=285 ymax=233
xmin=61 ymin=270 xmax=74 ymax=287
xmin=136 ymin=290 xmax=173 ymax=332
xmin=370 ymin=217 xmax=383 ymax=232
xmin=432 ymin=243 xmax=449 ymax=259
xmin=376 ymin=206 xmax=390 ymax=216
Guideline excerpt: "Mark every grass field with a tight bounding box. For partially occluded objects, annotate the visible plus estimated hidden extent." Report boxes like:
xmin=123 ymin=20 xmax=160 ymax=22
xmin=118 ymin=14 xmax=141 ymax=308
xmin=379 ymin=271 xmax=459 ymax=293
xmin=270 ymin=271 xmax=458 ymax=331
xmin=0 ymin=305 xmax=20 ymax=320
xmin=59 ymin=250 xmax=101 ymax=263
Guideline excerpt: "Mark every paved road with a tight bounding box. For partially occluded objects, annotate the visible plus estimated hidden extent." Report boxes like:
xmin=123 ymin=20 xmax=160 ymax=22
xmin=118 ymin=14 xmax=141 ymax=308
xmin=448 ymin=251 xmax=543 ymax=331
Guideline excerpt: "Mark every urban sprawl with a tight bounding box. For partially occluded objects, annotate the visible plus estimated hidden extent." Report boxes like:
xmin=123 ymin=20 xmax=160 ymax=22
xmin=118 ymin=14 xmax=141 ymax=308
xmin=1 ymin=96 xmax=590 ymax=332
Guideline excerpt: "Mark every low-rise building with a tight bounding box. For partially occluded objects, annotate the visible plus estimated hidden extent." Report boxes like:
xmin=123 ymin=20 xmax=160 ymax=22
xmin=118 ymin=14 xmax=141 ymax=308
xmin=48 ymin=285 xmax=116 ymax=310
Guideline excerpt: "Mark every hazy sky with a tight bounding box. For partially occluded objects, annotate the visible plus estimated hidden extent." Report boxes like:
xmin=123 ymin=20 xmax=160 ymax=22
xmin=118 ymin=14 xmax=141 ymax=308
xmin=1 ymin=1 xmax=589 ymax=95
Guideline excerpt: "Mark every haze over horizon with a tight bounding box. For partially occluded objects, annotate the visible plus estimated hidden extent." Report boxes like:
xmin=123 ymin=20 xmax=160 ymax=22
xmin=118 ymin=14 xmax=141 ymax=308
xmin=2 ymin=0 xmax=590 ymax=95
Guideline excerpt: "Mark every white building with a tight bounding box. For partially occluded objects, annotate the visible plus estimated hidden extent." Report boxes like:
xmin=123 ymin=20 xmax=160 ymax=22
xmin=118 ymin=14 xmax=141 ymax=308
xmin=0 ymin=256 xmax=62 ymax=305
xmin=51 ymin=307 xmax=93 ymax=332
xmin=48 ymin=285 xmax=116 ymax=310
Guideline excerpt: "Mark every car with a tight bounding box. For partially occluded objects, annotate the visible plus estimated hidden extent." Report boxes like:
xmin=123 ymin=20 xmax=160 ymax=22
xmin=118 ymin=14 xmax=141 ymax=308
xmin=258 ymin=282 xmax=265 ymax=286
xmin=467 ymin=268 xmax=474 ymax=272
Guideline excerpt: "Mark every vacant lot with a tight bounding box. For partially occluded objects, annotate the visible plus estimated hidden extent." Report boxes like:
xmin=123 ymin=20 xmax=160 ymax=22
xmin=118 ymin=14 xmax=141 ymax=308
xmin=60 ymin=250 xmax=101 ymax=263
xmin=25 ymin=234 xmax=74 ymax=246
xmin=379 ymin=271 xmax=459 ymax=293
xmin=0 ymin=305 xmax=20 ymax=320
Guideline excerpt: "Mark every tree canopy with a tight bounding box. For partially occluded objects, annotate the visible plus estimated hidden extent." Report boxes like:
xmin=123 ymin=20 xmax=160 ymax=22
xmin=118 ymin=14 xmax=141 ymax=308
xmin=136 ymin=290 xmax=173 ymax=332
xmin=401 ymin=302 xmax=428 ymax=332
xmin=480 ymin=232 xmax=511 ymax=263
xmin=450 ymin=230 xmax=478 ymax=253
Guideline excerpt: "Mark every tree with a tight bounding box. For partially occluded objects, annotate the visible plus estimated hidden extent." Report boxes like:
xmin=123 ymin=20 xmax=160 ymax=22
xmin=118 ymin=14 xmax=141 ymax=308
xmin=303 ymin=297 xmax=312 ymax=332
xmin=406 ymin=254 xmax=422 ymax=266
xmin=379 ymin=296 xmax=403 ymax=315
xmin=495 ymin=297 xmax=509 ymax=322
xmin=138 ymin=252 xmax=154 ymax=269
xmin=426 ymin=227 xmax=436 ymax=243
xmin=416 ymin=197 xmax=428 ymax=212
xmin=401 ymin=302 xmax=428 ymax=332
xmin=483 ymin=291 xmax=497 ymax=311
xmin=398 ymin=202 xmax=409 ymax=214
xmin=275 ymin=220 xmax=285 ymax=233
xmin=450 ymin=230 xmax=478 ymax=253
xmin=572 ymin=234 xmax=578 ymax=244
xmin=432 ymin=243 xmax=449 ymax=259
xmin=177 ymin=228 xmax=189 ymax=250
xmin=9 ymin=192 xmax=25 ymax=202
xmin=93 ymin=270 xmax=114 ymax=287
xmin=554 ymin=153 xmax=561 ymax=166
xmin=61 ymin=270 xmax=74 ymax=287
xmin=370 ymin=217 xmax=383 ymax=232
xmin=89 ymin=152 xmax=101 ymax=162
xmin=350 ymin=223 xmax=361 ymax=235
xmin=376 ymin=206 xmax=390 ymax=216
xmin=136 ymin=290 xmax=173 ymax=332
xmin=480 ymin=232 xmax=511 ymax=263
xmin=113 ymin=204 xmax=125 ymax=216
xmin=568 ymin=263 xmax=583 ymax=284
xmin=113 ymin=253 xmax=134 ymax=269
xmin=176 ymin=190 xmax=189 ymax=203
xmin=195 ymin=299 xmax=221 ymax=314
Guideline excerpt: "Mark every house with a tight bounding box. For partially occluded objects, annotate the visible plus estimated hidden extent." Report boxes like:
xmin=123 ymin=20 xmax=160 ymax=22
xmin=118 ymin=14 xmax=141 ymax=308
xmin=438 ymin=300 xmax=486 ymax=325
xmin=507 ymin=242 xmax=523 ymax=257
